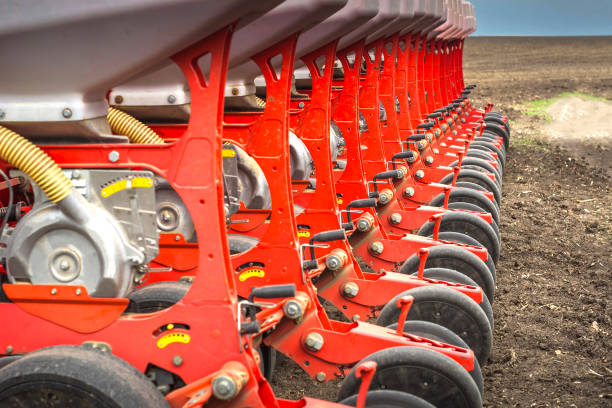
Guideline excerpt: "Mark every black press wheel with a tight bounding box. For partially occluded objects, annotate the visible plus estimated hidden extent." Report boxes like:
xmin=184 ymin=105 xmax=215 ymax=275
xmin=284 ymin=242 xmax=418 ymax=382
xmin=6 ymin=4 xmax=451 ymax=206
xmin=440 ymin=169 xmax=502 ymax=206
xmin=400 ymin=245 xmax=495 ymax=302
xmin=409 ymin=267 xmax=494 ymax=330
xmin=375 ymin=286 xmax=492 ymax=365
xmin=0 ymin=345 xmax=168 ymax=408
xmin=384 ymin=320 xmax=484 ymax=397
xmin=126 ymin=281 xmax=190 ymax=313
xmin=417 ymin=211 xmax=500 ymax=265
xmin=434 ymin=231 xmax=496 ymax=282
xmin=446 ymin=201 xmax=502 ymax=245
xmin=338 ymin=346 xmax=482 ymax=408
xmin=429 ymin=187 xmax=500 ymax=226
xmin=339 ymin=390 xmax=435 ymax=408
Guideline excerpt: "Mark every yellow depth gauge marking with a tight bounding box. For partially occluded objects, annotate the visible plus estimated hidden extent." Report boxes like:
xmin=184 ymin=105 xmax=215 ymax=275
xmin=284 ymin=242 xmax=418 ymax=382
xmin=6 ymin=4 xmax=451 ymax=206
xmin=222 ymin=149 xmax=236 ymax=158
xmin=238 ymin=268 xmax=265 ymax=282
xmin=297 ymin=230 xmax=311 ymax=238
xmin=101 ymin=177 xmax=153 ymax=198
xmin=156 ymin=332 xmax=191 ymax=349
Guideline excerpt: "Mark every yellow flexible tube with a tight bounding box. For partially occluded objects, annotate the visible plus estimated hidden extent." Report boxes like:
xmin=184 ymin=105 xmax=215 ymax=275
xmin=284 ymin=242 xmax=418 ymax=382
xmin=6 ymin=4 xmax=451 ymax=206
xmin=0 ymin=126 xmax=72 ymax=203
xmin=107 ymin=107 xmax=164 ymax=145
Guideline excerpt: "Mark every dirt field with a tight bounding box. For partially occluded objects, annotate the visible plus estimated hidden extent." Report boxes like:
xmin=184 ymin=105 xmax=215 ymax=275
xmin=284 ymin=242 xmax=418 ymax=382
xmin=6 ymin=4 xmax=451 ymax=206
xmin=271 ymin=37 xmax=612 ymax=406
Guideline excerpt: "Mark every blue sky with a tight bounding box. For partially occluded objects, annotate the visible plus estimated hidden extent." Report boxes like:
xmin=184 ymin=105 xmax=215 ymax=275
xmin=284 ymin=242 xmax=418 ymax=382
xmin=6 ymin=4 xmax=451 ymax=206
xmin=471 ymin=0 xmax=612 ymax=36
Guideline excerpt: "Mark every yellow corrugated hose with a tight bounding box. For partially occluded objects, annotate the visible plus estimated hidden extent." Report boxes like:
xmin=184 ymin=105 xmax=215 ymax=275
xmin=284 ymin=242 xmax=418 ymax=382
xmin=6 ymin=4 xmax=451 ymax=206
xmin=0 ymin=126 xmax=72 ymax=203
xmin=107 ymin=107 xmax=164 ymax=145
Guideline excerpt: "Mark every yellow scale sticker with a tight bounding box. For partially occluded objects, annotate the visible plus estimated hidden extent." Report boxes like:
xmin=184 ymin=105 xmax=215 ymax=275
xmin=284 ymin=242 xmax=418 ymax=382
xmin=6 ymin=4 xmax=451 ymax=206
xmin=238 ymin=268 xmax=265 ymax=282
xmin=156 ymin=332 xmax=191 ymax=349
xmin=101 ymin=177 xmax=153 ymax=198
xmin=222 ymin=149 xmax=236 ymax=158
xmin=297 ymin=230 xmax=311 ymax=238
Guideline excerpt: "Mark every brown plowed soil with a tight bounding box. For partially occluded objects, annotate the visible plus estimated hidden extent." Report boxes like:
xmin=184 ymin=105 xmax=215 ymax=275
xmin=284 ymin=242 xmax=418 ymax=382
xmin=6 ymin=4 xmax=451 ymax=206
xmin=272 ymin=36 xmax=612 ymax=407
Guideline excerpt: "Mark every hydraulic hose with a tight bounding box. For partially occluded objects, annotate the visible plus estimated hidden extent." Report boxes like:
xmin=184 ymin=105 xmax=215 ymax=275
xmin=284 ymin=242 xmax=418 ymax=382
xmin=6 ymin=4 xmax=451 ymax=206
xmin=0 ymin=126 xmax=72 ymax=203
xmin=107 ymin=107 xmax=164 ymax=145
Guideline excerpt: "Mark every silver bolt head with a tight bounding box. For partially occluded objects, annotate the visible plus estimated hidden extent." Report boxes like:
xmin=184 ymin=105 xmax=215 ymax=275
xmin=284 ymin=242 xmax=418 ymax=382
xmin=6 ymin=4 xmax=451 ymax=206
xmin=378 ymin=193 xmax=391 ymax=205
xmin=172 ymin=355 xmax=183 ymax=367
xmin=51 ymin=288 xmax=58 ymax=295
xmin=415 ymin=170 xmax=425 ymax=179
xmin=298 ymin=102 xmax=305 ymax=108
xmin=417 ymin=141 xmax=426 ymax=150
xmin=404 ymin=187 xmax=415 ymax=198
xmin=304 ymin=332 xmax=324 ymax=352
xmin=62 ymin=108 xmax=72 ymax=118
xmin=6 ymin=346 xmax=13 ymax=353
xmin=108 ymin=150 xmax=120 ymax=163
xmin=325 ymin=255 xmax=342 ymax=271
xmin=342 ymin=282 xmax=359 ymax=298
xmin=315 ymin=372 xmax=326 ymax=382
xmin=389 ymin=212 xmax=402 ymax=225
xmin=284 ymin=300 xmax=303 ymax=319
xmin=212 ymin=376 xmax=238 ymax=400
xmin=369 ymin=241 xmax=384 ymax=255
xmin=167 ymin=95 xmax=177 ymax=104
xmin=424 ymin=156 xmax=434 ymax=165
xmin=356 ymin=218 xmax=372 ymax=232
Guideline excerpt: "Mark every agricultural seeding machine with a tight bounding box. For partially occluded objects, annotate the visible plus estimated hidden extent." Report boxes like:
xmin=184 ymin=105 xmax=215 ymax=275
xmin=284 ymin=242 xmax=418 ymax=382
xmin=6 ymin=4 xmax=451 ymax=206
xmin=0 ymin=0 xmax=510 ymax=406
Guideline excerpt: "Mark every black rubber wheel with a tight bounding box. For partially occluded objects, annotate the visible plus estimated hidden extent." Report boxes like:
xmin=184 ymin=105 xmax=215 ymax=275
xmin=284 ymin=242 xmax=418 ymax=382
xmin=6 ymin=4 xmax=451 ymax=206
xmin=384 ymin=321 xmax=484 ymax=396
xmin=468 ymin=145 xmax=506 ymax=167
xmin=376 ymin=286 xmax=492 ymax=364
xmin=339 ymin=390 xmax=435 ymax=407
xmin=434 ymin=231 xmax=496 ymax=282
xmin=466 ymin=150 xmax=503 ymax=171
xmin=410 ymin=268 xmax=494 ymax=329
xmin=454 ymin=158 xmax=502 ymax=186
xmin=0 ymin=346 xmax=168 ymax=408
xmin=228 ymin=234 xmax=259 ymax=255
xmin=482 ymin=122 xmax=509 ymax=150
xmin=417 ymin=211 xmax=500 ymax=265
xmin=440 ymin=169 xmax=502 ymax=206
xmin=337 ymin=346 xmax=482 ymax=408
xmin=400 ymin=245 xmax=495 ymax=302
xmin=470 ymin=140 xmax=506 ymax=164
xmin=446 ymin=201 xmax=502 ymax=245
xmin=126 ymin=281 xmax=190 ymax=313
xmin=429 ymin=187 xmax=500 ymax=226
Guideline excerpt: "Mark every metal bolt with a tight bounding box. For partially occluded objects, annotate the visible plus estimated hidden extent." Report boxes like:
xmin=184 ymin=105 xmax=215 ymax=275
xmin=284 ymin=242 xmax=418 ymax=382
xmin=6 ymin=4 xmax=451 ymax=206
xmin=315 ymin=372 xmax=326 ymax=382
xmin=440 ymin=142 xmax=447 ymax=147
xmin=356 ymin=218 xmax=372 ymax=232
xmin=404 ymin=187 xmax=415 ymax=198
xmin=304 ymin=332 xmax=324 ymax=352
xmin=434 ymin=129 xmax=441 ymax=137
xmin=62 ymin=108 xmax=73 ymax=119
xmin=59 ymin=260 xmax=70 ymax=271
xmin=51 ymin=288 xmax=58 ymax=295
xmin=389 ymin=212 xmax=402 ymax=225
xmin=452 ymin=130 xmax=458 ymax=135
xmin=352 ymin=315 xmax=361 ymax=322
xmin=212 ymin=375 xmax=238 ymax=400
xmin=415 ymin=170 xmax=425 ymax=180
xmin=231 ymin=88 xmax=240 ymax=96
xmin=6 ymin=346 xmax=13 ymax=354
xmin=417 ymin=140 xmax=426 ymax=150
xmin=325 ymin=255 xmax=342 ymax=271
xmin=167 ymin=95 xmax=177 ymax=104
xmin=378 ymin=190 xmax=392 ymax=205
xmin=172 ymin=355 xmax=183 ymax=367
xmin=424 ymin=156 xmax=434 ymax=165
xmin=396 ymin=168 xmax=405 ymax=179
xmin=108 ymin=150 xmax=120 ymax=163
xmin=284 ymin=300 xmax=303 ymax=320
xmin=114 ymin=95 xmax=124 ymax=104
xmin=72 ymin=169 xmax=81 ymax=179
xmin=342 ymin=282 xmax=359 ymax=298
xmin=174 ymin=235 xmax=181 ymax=241
xmin=298 ymin=102 xmax=305 ymax=108
xmin=0 ymin=110 xmax=5 ymax=119
xmin=76 ymin=288 xmax=82 ymax=295
xmin=369 ymin=241 xmax=384 ymax=255
xmin=433 ymin=148 xmax=440 ymax=154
